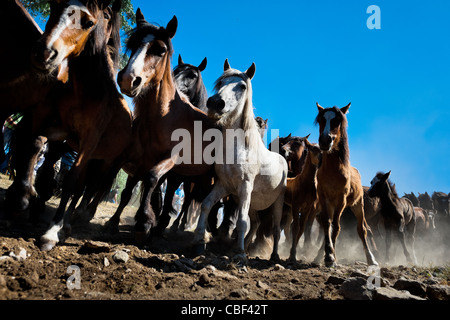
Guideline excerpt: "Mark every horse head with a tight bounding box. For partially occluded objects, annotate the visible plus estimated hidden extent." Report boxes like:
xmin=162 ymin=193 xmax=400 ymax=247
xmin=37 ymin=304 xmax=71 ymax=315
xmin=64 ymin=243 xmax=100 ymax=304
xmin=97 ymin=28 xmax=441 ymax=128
xmin=368 ymin=171 xmax=391 ymax=198
xmin=31 ymin=0 xmax=120 ymax=82
xmin=314 ymin=102 xmax=350 ymax=152
xmin=173 ymin=55 xmax=208 ymax=110
xmin=118 ymin=9 xmax=177 ymax=97
xmin=207 ymin=59 xmax=256 ymax=130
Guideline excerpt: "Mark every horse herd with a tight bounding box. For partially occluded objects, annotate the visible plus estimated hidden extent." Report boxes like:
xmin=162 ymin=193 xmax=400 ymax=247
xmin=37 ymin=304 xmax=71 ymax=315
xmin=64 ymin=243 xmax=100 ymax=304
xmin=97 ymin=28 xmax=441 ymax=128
xmin=1 ymin=0 xmax=449 ymax=269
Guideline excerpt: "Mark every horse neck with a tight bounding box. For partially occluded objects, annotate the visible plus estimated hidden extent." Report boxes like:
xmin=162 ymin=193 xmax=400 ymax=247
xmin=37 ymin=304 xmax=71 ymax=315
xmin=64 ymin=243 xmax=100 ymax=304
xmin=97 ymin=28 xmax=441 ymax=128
xmin=379 ymin=183 xmax=398 ymax=209
xmin=322 ymin=127 xmax=350 ymax=170
xmin=291 ymin=153 xmax=306 ymax=176
xmin=135 ymin=55 xmax=176 ymax=118
xmin=298 ymin=153 xmax=318 ymax=186
xmin=69 ymin=46 xmax=116 ymax=98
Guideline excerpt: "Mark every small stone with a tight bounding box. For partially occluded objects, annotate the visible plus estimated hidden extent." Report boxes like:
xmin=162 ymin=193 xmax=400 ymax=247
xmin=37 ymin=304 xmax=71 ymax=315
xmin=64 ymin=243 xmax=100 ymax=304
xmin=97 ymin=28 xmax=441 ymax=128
xmin=393 ymin=279 xmax=427 ymax=298
xmin=198 ymin=274 xmax=211 ymax=287
xmin=112 ymin=250 xmax=129 ymax=263
xmin=104 ymin=257 xmax=110 ymax=267
xmin=339 ymin=277 xmax=372 ymax=300
xmin=274 ymin=264 xmax=285 ymax=271
xmin=326 ymin=275 xmax=346 ymax=285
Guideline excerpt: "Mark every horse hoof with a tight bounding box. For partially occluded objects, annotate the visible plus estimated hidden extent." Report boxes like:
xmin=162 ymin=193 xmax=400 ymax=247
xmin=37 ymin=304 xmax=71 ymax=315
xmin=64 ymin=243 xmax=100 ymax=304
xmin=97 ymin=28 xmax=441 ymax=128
xmin=232 ymin=253 xmax=248 ymax=266
xmin=39 ymin=240 xmax=57 ymax=252
xmin=103 ymin=222 xmax=119 ymax=234
xmin=192 ymin=243 xmax=206 ymax=257
xmin=325 ymin=260 xmax=337 ymax=268
xmin=270 ymin=253 xmax=281 ymax=263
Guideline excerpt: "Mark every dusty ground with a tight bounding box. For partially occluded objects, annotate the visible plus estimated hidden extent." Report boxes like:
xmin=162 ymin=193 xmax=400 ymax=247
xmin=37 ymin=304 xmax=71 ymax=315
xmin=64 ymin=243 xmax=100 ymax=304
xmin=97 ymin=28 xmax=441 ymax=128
xmin=0 ymin=174 xmax=449 ymax=303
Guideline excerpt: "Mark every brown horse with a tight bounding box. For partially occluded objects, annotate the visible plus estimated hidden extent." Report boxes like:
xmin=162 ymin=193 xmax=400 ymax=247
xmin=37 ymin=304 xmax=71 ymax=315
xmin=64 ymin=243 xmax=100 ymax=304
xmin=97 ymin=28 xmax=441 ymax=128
xmin=368 ymin=171 xmax=417 ymax=264
xmin=114 ymin=9 xmax=217 ymax=242
xmin=284 ymin=138 xmax=322 ymax=261
xmin=314 ymin=102 xmax=378 ymax=267
xmin=15 ymin=0 xmax=133 ymax=250
xmin=0 ymin=1 xmax=57 ymax=174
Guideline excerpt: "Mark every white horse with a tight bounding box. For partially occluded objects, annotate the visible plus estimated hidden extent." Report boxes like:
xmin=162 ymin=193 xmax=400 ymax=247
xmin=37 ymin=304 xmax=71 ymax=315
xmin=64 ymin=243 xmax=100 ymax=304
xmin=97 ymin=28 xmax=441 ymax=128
xmin=193 ymin=59 xmax=288 ymax=262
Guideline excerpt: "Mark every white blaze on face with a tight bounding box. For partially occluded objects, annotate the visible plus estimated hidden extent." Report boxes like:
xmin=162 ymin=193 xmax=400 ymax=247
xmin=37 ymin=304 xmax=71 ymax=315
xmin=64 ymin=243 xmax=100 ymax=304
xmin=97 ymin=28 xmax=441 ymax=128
xmin=322 ymin=110 xmax=336 ymax=136
xmin=123 ymin=34 xmax=155 ymax=79
xmin=47 ymin=0 xmax=93 ymax=48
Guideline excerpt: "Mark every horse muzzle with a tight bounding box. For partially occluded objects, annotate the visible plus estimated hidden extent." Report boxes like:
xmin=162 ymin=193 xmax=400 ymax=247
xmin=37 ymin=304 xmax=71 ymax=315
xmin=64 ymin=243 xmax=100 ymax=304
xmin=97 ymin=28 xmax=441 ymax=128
xmin=117 ymin=70 xmax=142 ymax=98
xmin=318 ymin=134 xmax=333 ymax=152
xmin=31 ymin=42 xmax=59 ymax=73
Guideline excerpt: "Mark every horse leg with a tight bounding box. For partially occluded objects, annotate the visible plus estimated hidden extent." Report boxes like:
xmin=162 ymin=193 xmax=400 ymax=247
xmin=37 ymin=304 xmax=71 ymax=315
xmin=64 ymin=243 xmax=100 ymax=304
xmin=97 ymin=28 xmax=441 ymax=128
xmin=244 ymin=208 xmax=259 ymax=254
xmin=350 ymin=202 xmax=378 ymax=266
xmin=289 ymin=203 xmax=301 ymax=261
xmin=154 ymin=174 xmax=181 ymax=235
xmin=193 ymin=180 xmax=228 ymax=255
xmin=39 ymin=156 xmax=88 ymax=251
xmin=270 ymin=192 xmax=285 ymax=262
xmin=319 ymin=198 xmax=337 ymax=267
xmin=384 ymin=223 xmax=393 ymax=263
xmin=134 ymin=159 xmax=175 ymax=243
xmin=104 ymin=175 xmax=139 ymax=234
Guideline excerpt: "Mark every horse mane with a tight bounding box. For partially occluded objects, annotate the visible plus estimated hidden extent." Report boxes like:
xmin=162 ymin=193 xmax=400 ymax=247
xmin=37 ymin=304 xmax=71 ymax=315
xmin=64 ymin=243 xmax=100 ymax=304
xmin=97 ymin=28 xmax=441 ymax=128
xmin=80 ymin=1 xmax=121 ymax=70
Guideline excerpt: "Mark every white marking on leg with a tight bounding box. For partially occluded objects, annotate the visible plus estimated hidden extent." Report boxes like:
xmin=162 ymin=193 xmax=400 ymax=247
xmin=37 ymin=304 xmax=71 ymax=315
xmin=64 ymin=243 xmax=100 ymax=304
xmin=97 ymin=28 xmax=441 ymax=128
xmin=41 ymin=223 xmax=63 ymax=243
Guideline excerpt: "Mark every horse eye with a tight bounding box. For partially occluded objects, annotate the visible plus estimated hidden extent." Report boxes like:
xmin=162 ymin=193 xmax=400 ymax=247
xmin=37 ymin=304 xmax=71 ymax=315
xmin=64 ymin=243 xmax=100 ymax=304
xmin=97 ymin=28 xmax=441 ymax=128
xmin=239 ymin=84 xmax=246 ymax=90
xmin=83 ymin=20 xmax=95 ymax=29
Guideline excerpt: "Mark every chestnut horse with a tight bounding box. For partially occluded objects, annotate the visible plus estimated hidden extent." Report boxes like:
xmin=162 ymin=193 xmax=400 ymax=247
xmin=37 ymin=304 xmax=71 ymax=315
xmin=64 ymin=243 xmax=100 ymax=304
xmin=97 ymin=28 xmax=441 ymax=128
xmin=314 ymin=102 xmax=378 ymax=267
xmin=113 ymin=10 xmax=217 ymax=242
xmin=13 ymin=0 xmax=133 ymax=250
xmin=368 ymin=171 xmax=417 ymax=264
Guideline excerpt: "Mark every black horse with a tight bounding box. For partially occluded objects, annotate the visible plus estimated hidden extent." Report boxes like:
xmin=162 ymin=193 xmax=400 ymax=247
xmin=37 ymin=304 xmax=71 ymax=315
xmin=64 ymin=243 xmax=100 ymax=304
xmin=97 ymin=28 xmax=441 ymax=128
xmin=368 ymin=171 xmax=417 ymax=264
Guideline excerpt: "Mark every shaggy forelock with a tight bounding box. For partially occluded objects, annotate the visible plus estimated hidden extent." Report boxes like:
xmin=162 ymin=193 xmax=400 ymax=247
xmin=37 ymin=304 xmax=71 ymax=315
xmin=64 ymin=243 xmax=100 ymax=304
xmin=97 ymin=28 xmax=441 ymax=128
xmin=213 ymin=69 xmax=250 ymax=93
xmin=125 ymin=22 xmax=173 ymax=55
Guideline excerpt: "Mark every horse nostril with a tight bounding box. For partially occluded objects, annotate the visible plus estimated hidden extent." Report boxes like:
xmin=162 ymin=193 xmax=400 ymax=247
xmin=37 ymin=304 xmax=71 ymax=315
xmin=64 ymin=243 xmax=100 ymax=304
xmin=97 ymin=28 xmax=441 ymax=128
xmin=217 ymin=99 xmax=225 ymax=110
xmin=43 ymin=48 xmax=57 ymax=63
xmin=132 ymin=77 xmax=142 ymax=89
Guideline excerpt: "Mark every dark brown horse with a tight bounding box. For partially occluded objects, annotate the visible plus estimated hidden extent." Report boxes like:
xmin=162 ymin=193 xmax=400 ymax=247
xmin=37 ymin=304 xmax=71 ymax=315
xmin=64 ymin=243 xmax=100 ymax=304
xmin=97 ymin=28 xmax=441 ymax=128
xmin=12 ymin=0 xmax=133 ymax=250
xmin=0 ymin=1 xmax=57 ymax=185
xmin=113 ymin=9 xmax=217 ymax=242
xmin=284 ymin=138 xmax=322 ymax=261
xmin=314 ymin=102 xmax=378 ymax=267
xmin=368 ymin=171 xmax=417 ymax=264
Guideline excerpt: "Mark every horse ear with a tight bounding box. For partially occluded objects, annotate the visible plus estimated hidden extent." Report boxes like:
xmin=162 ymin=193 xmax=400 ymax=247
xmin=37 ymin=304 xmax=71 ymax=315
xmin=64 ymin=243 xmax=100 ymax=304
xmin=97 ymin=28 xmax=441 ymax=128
xmin=245 ymin=62 xmax=256 ymax=80
xmin=112 ymin=0 xmax=122 ymax=12
xmin=383 ymin=170 xmax=391 ymax=181
xmin=136 ymin=8 xmax=146 ymax=27
xmin=316 ymin=102 xmax=324 ymax=112
xmin=166 ymin=15 xmax=178 ymax=39
xmin=304 ymin=133 xmax=311 ymax=140
xmin=341 ymin=102 xmax=351 ymax=114
xmin=178 ymin=54 xmax=184 ymax=66
xmin=224 ymin=59 xmax=231 ymax=71
xmin=198 ymin=57 xmax=207 ymax=72
xmin=99 ymin=0 xmax=113 ymax=10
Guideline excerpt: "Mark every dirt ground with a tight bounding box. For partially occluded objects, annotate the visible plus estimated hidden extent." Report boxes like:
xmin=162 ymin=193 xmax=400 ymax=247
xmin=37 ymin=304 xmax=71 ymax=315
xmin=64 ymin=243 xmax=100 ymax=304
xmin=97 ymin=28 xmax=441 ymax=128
xmin=0 ymin=174 xmax=449 ymax=303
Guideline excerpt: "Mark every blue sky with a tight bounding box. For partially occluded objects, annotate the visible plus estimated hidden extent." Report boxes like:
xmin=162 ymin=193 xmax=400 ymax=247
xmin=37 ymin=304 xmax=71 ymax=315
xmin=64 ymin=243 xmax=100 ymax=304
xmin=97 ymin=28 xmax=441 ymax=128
xmin=38 ymin=0 xmax=450 ymax=195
